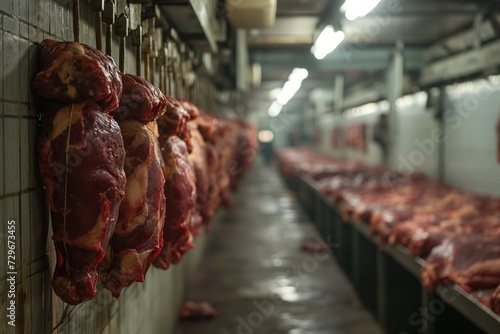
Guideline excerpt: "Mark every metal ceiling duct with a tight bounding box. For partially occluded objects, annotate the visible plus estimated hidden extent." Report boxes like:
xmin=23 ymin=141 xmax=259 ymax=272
xmin=226 ymin=0 xmax=277 ymax=29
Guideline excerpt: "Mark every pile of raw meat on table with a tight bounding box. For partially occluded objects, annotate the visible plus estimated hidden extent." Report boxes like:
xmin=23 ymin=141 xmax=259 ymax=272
xmin=277 ymin=147 xmax=500 ymax=315
xmin=32 ymin=39 xmax=258 ymax=305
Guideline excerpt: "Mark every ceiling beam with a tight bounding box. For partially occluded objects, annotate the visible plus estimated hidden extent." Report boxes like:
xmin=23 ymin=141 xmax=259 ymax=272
xmin=420 ymin=38 xmax=500 ymax=87
xmin=251 ymin=46 xmax=425 ymax=72
xmin=247 ymin=35 xmax=313 ymax=47
xmin=366 ymin=10 xmax=478 ymax=16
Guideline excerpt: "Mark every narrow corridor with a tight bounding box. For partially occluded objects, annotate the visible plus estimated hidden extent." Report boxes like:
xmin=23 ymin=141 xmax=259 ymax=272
xmin=175 ymin=162 xmax=384 ymax=334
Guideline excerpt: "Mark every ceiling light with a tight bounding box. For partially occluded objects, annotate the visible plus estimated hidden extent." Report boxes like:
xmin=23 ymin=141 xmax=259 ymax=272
xmin=311 ymin=25 xmax=345 ymax=60
xmin=258 ymin=130 xmax=274 ymax=143
xmin=288 ymin=68 xmax=309 ymax=82
xmin=277 ymin=80 xmax=302 ymax=105
xmin=268 ymin=68 xmax=308 ymax=117
xmin=268 ymin=101 xmax=283 ymax=117
xmin=341 ymin=0 xmax=381 ymax=21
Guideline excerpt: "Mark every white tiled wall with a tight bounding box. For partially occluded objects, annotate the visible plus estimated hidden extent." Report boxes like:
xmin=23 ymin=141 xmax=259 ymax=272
xmin=316 ymin=113 xmax=339 ymax=156
xmin=317 ymin=83 xmax=500 ymax=192
xmin=343 ymin=103 xmax=386 ymax=166
xmin=0 ymin=1 xmax=206 ymax=333
xmin=317 ymin=101 xmax=387 ymax=166
xmin=389 ymin=92 xmax=439 ymax=179
xmin=443 ymin=76 xmax=500 ymax=195
xmin=317 ymin=94 xmax=440 ymax=178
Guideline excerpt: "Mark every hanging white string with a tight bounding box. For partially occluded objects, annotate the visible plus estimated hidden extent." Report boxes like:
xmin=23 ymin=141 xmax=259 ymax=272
xmin=63 ymin=103 xmax=75 ymax=272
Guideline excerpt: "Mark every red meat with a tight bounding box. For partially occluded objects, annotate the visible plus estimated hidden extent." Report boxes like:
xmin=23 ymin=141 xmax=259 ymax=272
xmin=99 ymin=120 xmax=166 ymax=297
xmin=111 ymin=73 xmax=167 ymax=123
xmin=38 ymin=102 xmax=126 ymax=305
xmin=32 ymin=39 xmax=122 ymax=113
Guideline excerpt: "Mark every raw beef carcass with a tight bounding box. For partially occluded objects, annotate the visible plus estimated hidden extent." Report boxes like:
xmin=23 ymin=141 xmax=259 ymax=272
xmin=157 ymin=97 xmax=192 ymax=151
xmin=189 ymin=123 xmax=209 ymax=234
xmin=215 ymin=118 xmax=237 ymax=208
xmin=422 ymin=237 xmax=500 ymax=292
xmin=231 ymin=120 xmax=258 ymax=187
xmin=197 ymin=111 xmax=218 ymax=145
xmin=345 ymin=123 xmax=367 ymax=152
xmin=183 ymin=104 xmax=212 ymax=232
xmin=203 ymin=142 xmax=221 ymax=223
xmin=111 ymin=74 xmax=166 ymax=123
xmin=99 ymin=120 xmax=166 ymax=297
xmin=32 ymin=39 xmax=122 ymax=113
xmin=154 ymin=136 xmax=196 ymax=269
xmin=178 ymin=99 xmax=200 ymax=120
xmin=195 ymin=112 xmax=221 ymax=223
xmin=191 ymin=111 xmax=221 ymax=223
xmin=153 ymin=97 xmax=199 ymax=269
xmin=99 ymin=73 xmax=167 ymax=297
xmin=38 ymin=102 xmax=126 ymax=305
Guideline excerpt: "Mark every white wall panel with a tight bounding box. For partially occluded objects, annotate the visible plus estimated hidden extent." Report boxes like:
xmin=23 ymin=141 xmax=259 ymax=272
xmin=343 ymin=103 xmax=386 ymax=166
xmin=317 ymin=93 xmax=439 ymax=178
xmin=317 ymin=113 xmax=340 ymax=156
xmin=311 ymin=79 xmax=500 ymax=195
xmin=389 ymin=92 xmax=439 ymax=179
xmin=443 ymin=77 xmax=500 ymax=195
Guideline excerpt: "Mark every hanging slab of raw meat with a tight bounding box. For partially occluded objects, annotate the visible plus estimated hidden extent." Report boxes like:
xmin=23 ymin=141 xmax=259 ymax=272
xmin=197 ymin=111 xmax=218 ymax=145
xmin=38 ymin=102 xmax=126 ymax=305
xmin=216 ymin=119 xmax=237 ymax=208
xmin=178 ymin=99 xmax=201 ymax=120
xmin=192 ymin=111 xmax=221 ymax=225
xmin=157 ymin=97 xmax=192 ymax=151
xmin=203 ymin=143 xmax=222 ymax=223
xmin=182 ymin=102 xmax=208 ymax=235
xmin=154 ymin=135 xmax=196 ymax=269
xmin=188 ymin=122 xmax=209 ymax=235
xmin=99 ymin=73 xmax=167 ymax=297
xmin=111 ymin=73 xmax=167 ymax=123
xmin=99 ymin=120 xmax=166 ymax=297
xmin=231 ymin=120 xmax=258 ymax=188
xmin=32 ymin=39 xmax=122 ymax=113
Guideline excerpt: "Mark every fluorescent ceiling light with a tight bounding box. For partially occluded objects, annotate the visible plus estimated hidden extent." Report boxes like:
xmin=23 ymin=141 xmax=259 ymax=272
xmin=268 ymin=101 xmax=283 ymax=117
xmin=311 ymin=25 xmax=345 ymax=60
xmin=277 ymin=80 xmax=302 ymax=105
xmin=288 ymin=68 xmax=309 ymax=82
xmin=341 ymin=0 xmax=381 ymax=21
xmin=268 ymin=67 xmax=309 ymax=117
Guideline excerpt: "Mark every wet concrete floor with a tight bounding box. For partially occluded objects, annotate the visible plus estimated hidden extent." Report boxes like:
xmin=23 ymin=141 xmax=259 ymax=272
xmin=175 ymin=162 xmax=385 ymax=334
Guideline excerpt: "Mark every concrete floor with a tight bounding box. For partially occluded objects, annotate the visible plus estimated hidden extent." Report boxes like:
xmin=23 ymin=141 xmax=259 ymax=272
xmin=175 ymin=162 xmax=385 ymax=334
